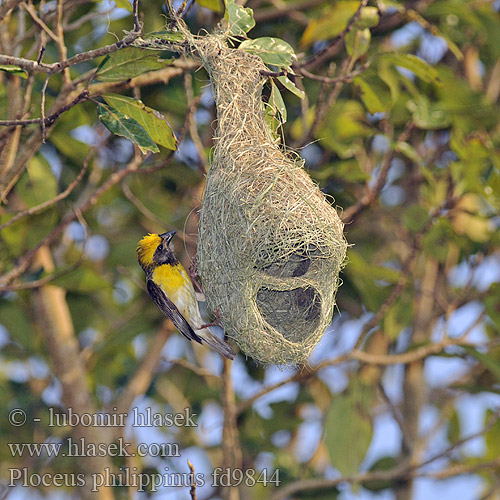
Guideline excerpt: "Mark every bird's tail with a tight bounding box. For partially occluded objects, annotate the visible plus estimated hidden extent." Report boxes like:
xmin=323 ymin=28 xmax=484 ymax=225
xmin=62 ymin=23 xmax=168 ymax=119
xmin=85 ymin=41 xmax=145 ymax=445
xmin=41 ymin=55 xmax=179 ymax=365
xmin=198 ymin=328 xmax=235 ymax=360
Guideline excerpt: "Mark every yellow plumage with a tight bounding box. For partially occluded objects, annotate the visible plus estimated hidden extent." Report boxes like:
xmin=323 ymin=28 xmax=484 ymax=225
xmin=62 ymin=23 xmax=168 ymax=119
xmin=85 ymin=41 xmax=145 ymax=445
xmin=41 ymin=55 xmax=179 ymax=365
xmin=136 ymin=233 xmax=161 ymax=267
xmin=153 ymin=263 xmax=191 ymax=309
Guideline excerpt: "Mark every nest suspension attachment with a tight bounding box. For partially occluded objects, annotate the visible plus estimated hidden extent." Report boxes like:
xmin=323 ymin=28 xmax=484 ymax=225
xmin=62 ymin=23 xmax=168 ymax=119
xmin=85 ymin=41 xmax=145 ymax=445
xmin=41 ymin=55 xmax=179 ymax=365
xmin=187 ymin=34 xmax=347 ymax=365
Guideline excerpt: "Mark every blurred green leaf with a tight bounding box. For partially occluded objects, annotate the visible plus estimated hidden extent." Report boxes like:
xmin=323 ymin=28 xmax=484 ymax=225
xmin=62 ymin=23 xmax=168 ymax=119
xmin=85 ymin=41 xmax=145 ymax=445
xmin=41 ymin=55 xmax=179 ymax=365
xmin=345 ymin=28 xmax=371 ymax=60
xmin=484 ymin=284 xmax=500 ymax=329
xmin=50 ymin=131 xmax=89 ymax=160
xmin=311 ymin=160 xmax=370 ymax=183
xmin=354 ymin=69 xmax=392 ymax=113
xmin=97 ymin=103 xmax=159 ymax=153
xmin=395 ymin=142 xmax=423 ymax=166
xmin=364 ymin=456 xmax=398 ymax=491
xmin=224 ymin=0 xmax=255 ymax=36
xmin=0 ymin=65 xmax=28 ymax=79
xmin=51 ymin=266 xmax=111 ymax=292
xmin=102 ymin=94 xmax=177 ymax=150
xmin=315 ymin=99 xmax=372 ymax=159
xmin=96 ymin=48 xmax=166 ymax=82
xmin=196 ymin=0 xmax=223 ymax=13
xmin=114 ymin=0 xmax=133 ymax=12
xmin=301 ymin=1 xmax=359 ymax=48
xmin=239 ymin=37 xmax=295 ymax=68
xmin=447 ymin=409 xmax=461 ymax=444
xmin=383 ymin=53 xmax=441 ymax=85
xmin=402 ymin=204 xmax=429 ymax=233
xmin=407 ymin=95 xmax=451 ymax=130
xmin=0 ymin=301 xmax=34 ymax=350
xmin=325 ymin=380 xmax=374 ymax=476
xmin=356 ymin=7 xmax=380 ymax=29
xmin=485 ymin=409 xmax=500 ymax=461
xmin=463 ymin=346 xmax=500 ymax=384
xmin=17 ymin=156 xmax=57 ymax=207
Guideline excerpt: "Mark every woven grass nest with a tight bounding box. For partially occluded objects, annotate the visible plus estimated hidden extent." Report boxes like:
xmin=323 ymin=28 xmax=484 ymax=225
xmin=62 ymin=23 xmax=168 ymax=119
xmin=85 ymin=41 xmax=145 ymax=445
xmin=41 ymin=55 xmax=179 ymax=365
xmin=188 ymin=34 xmax=347 ymax=365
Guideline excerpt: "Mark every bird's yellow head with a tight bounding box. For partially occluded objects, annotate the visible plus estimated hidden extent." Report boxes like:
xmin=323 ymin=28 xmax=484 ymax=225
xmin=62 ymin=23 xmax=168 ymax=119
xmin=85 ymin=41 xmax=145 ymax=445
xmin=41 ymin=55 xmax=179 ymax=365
xmin=137 ymin=231 xmax=177 ymax=270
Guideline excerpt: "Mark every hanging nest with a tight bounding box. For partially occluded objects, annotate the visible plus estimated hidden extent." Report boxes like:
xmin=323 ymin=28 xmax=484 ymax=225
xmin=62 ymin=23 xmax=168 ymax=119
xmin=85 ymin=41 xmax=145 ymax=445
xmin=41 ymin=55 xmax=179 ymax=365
xmin=188 ymin=34 xmax=347 ymax=365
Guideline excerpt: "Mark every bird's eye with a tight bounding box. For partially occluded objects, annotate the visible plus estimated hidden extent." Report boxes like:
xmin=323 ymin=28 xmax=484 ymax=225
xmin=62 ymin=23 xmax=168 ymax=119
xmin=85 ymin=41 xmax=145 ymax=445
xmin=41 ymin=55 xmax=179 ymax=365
xmin=158 ymin=244 xmax=164 ymax=251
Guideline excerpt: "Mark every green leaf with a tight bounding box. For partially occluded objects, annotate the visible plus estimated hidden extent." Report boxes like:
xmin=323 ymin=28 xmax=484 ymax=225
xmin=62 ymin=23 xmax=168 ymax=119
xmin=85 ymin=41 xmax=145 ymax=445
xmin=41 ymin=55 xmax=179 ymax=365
xmin=312 ymin=160 xmax=370 ymax=183
xmin=395 ymin=141 xmax=423 ymax=166
xmin=239 ymin=37 xmax=295 ymax=68
xmin=463 ymin=346 xmax=500 ymax=384
xmin=485 ymin=409 xmax=500 ymax=461
xmin=407 ymin=95 xmax=451 ymax=130
xmin=345 ymin=28 xmax=371 ymax=61
xmin=277 ymin=75 xmax=305 ymax=99
xmin=263 ymin=102 xmax=280 ymax=139
xmin=364 ymin=456 xmax=398 ymax=491
xmin=378 ymin=59 xmax=401 ymax=101
xmin=51 ymin=266 xmax=110 ymax=292
xmin=0 ymin=65 xmax=28 ymax=79
xmin=315 ymin=99 xmax=372 ymax=159
xmin=224 ymin=0 xmax=255 ymax=36
xmin=354 ymin=69 xmax=392 ymax=113
xmin=97 ymin=103 xmax=159 ymax=153
xmin=0 ymin=301 xmax=35 ymax=351
xmin=447 ymin=409 xmax=461 ymax=444
xmin=269 ymin=80 xmax=287 ymax=123
xmin=195 ymin=0 xmax=223 ymax=13
xmin=301 ymin=1 xmax=360 ymax=48
xmin=377 ymin=0 xmax=403 ymax=11
xmin=17 ymin=156 xmax=57 ymax=207
xmin=355 ymin=7 xmax=380 ymax=29
xmin=325 ymin=380 xmax=374 ymax=476
xmin=383 ymin=53 xmax=441 ymax=85
xmin=102 ymin=94 xmax=177 ymax=150
xmin=114 ymin=0 xmax=133 ymax=12
xmin=402 ymin=204 xmax=429 ymax=233
xmin=96 ymin=47 xmax=166 ymax=82
xmin=484 ymin=283 xmax=500 ymax=329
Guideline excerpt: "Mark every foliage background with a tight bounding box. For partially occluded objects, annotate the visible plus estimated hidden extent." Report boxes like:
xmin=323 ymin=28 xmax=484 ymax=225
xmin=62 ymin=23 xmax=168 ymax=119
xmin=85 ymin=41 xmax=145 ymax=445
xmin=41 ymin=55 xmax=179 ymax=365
xmin=1 ymin=0 xmax=500 ymax=499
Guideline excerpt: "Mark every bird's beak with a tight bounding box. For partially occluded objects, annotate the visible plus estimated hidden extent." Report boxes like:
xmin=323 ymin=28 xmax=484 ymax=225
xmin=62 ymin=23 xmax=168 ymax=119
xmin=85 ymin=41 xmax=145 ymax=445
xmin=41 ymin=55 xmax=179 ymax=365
xmin=159 ymin=230 xmax=176 ymax=244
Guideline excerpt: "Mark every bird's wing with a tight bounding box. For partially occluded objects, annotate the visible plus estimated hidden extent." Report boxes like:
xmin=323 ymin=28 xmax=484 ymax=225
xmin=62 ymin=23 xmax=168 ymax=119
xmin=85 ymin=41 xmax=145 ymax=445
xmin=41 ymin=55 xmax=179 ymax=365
xmin=147 ymin=279 xmax=203 ymax=344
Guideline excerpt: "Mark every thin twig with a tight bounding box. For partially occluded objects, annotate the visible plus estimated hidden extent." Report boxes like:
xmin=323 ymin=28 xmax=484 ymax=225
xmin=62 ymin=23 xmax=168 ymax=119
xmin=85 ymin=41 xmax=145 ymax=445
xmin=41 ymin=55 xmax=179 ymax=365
xmin=342 ymin=122 xmax=416 ymax=224
xmin=0 ymin=90 xmax=89 ymax=127
xmin=297 ymin=60 xmax=371 ymax=84
xmin=221 ymin=357 xmax=241 ymax=499
xmin=132 ymin=0 xmax=141 ymax=33
xmin=0 ymin=28 xmax=142 ymax=75
xmin=40 ymin=75 xmax=49 ymax=142
xmin=36 ymin=45 xmax=46 ymax=64
xmin=187 ymin=460 xmax=198 ymax=500
xmin=55 ymin=0 xmax=71 ymax=85
xmin=21 ymin=1 xmax=60 ymax=44
xmin=121 ymin=181 xmax=166 ymax=227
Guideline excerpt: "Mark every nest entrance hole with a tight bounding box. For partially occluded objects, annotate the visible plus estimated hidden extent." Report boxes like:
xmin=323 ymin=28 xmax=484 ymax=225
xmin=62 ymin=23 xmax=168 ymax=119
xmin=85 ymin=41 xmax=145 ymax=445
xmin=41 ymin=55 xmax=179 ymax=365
xmin=256 ymin=286 xmax=321 ymax=343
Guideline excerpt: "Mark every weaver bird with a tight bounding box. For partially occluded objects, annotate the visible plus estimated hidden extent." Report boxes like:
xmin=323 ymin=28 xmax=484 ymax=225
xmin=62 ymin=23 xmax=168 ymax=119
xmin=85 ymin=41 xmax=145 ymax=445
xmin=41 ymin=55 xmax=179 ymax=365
xmin=137 ymin=230 xmax=235 ymax=359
